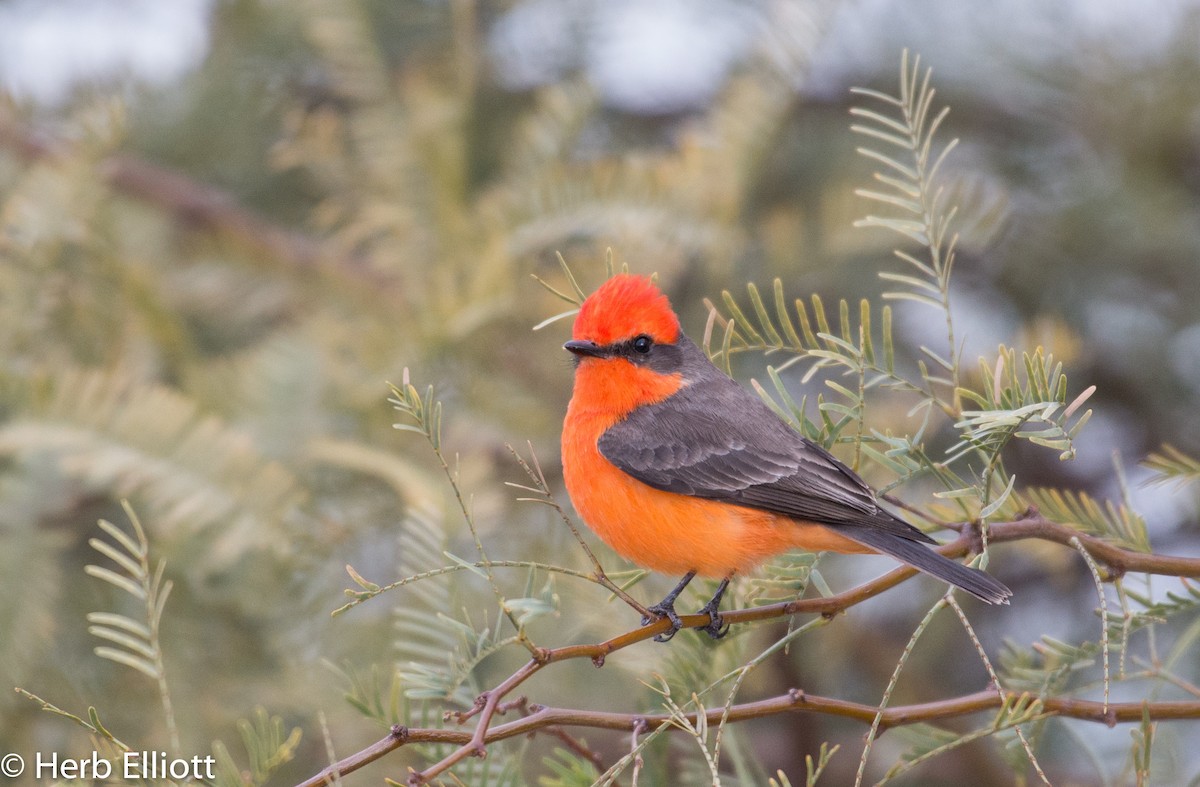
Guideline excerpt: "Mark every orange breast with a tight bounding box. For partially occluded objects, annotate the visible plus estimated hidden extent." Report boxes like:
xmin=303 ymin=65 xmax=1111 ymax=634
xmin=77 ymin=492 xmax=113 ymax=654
xmin=562 ymin=362 xmax=869 ymax=577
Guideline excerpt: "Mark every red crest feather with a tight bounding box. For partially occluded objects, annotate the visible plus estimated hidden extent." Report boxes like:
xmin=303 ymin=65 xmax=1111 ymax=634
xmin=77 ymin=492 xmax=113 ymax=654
xmin=572 ymin=274 xmax=680 ymax=345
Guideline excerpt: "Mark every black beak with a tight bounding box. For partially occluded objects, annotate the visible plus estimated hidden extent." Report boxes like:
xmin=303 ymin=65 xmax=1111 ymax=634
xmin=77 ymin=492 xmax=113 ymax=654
xmin=564 ymin=340 xmax=604 ymax=358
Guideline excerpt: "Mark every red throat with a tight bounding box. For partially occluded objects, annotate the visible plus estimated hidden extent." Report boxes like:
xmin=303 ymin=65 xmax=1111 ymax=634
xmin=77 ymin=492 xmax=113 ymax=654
xmin=572 ymin=274 xmax=680 ymax=346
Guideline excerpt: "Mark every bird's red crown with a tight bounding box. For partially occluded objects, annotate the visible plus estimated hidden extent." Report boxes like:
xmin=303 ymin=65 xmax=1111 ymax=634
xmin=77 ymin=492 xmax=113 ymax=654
xmin=573 ymin=274 xmax=680 ymax=346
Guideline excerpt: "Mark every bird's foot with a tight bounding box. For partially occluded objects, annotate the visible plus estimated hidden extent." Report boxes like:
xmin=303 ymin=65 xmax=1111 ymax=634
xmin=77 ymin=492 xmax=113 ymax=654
xmin=642 ymin=601 xmax=684 ymax=642
xmin=697 ymin=598 xmax=730 ymax=640
xmin=642 ymin=571 xmax=697 ymax=643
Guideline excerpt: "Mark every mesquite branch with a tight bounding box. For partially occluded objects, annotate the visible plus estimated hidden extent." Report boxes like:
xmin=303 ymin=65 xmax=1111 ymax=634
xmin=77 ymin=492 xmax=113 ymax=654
xmin=0 ymin=114 xmax=391 ymax=289
xmin=300 ymin=691 xmax=1199 ymax=787
xmin=298 ymin=511 xmax=1200 ymax=786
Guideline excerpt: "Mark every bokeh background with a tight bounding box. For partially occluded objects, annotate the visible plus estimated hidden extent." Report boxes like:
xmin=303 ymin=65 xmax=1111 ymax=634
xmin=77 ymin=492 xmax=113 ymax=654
xmin=2 ymin=0 xmax=1199 ymax=784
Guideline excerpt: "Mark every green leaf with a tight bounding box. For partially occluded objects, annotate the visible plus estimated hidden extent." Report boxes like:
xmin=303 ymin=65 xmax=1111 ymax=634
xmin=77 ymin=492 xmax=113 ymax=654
xmin=882 ymin=291 xmax=944 ymax=310
xmin=555 ymin=250 xmax=587 ymax=301
xmin=722 ymin=289 xmax=765 ymax=345
xmin=879 ymin=271 xmax=941 ymax=295
xmin=855 ymin=146 xmax=917 ymax=180
xmin=1016 ymin=487 xmax=1150 ymax=552
xmin=775 ymin=278 xmax=804 ymax=349
xmin=86 ymin=612 xmax=151 ymax=639
xmin=980 ymin=474 xmax=1017 ymax=519
xmin=1142 ymin=444 xmax=1200 ymax=488
xmin=856 ymin=189 xmax=922 ymax=214
xmin=84 ymin=565 xmax=146 ymax=599
xmin=850 ymin=124 xmax=911 ymax=151
xmin=87 ymin=625 xmax=156 ymax=660
xmin=93 ymin=646 xmax=159 ymax=679
xmin=848 ymin=106 xmax=910 ymax=135
xmin=87 ymin=537 xmax=144 ymax=580
xmin=532 ymin=308 xmax=579 ymax=331
xmin=96 ymin=518 xmax=144 ymax=562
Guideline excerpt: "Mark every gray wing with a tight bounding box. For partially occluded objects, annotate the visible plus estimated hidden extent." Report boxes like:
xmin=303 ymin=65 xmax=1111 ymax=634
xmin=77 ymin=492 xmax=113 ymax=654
xmin=598 ymin=373 xmax=933 ymax=542
xmin=598 ymin=368 xmax=1014 ymax=604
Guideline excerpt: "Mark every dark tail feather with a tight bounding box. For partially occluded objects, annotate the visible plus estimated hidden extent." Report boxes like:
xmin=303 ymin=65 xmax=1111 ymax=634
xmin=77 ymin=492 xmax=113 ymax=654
xmin=847 ymin=527 xmax=1012 ymax=605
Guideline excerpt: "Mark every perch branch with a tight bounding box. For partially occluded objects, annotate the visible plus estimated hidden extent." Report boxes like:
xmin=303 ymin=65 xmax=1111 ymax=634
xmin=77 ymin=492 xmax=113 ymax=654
xmin=300 ymin=512 xmax=1200 ymax=785
xmin=297 ymin=688 xmax=1200 ymax=787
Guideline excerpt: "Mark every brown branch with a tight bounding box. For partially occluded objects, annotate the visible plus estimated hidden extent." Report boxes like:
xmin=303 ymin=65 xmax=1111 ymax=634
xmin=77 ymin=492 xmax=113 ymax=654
xmin=414 ymin=659 xmax=546 ymax=778
xmin=297 ymin=513 xmax=1200 ymax=786
xmin=541 ymin=725 xmax=610 ymax=777
xmin=629 ymin=717 xmax=647 ymax=784
xmin=988 ymin=512 xmax=1200 ymax=579
xmin=297 ymin=688 xmax=1200 ymax=787
xmin=0 ymin=114 xmax=390 ymax=287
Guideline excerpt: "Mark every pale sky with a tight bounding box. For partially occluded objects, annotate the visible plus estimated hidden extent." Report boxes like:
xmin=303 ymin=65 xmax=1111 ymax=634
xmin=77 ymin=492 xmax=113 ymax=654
xmin=0 ymin=0 xmax=212 ymax=105
xmin=0 ymin=0 xmax=1193 ymax=110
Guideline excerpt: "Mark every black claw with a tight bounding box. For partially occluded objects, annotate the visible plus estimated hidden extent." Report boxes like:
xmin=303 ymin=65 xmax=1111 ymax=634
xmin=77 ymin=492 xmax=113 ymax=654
xmin=643 ymin=601 xmax=684 ymax=642
xmin=699 ymin=607 xmax=730 ymax=639
xmin=643 ymin=571 xmax=697 ymax=643
xmin=648 ymin=599 xmax=686 ymax=643
xmin=697 ymin=576 xmax=732 ymax=640
xmin=641 ymin=572 xmax=736 ymax=642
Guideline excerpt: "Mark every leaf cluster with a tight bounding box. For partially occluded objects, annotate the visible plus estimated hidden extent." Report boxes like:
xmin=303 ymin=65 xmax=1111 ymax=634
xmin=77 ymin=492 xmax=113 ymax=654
xmin=20 ymin=507 xmax=302 ymax=786
xmin=318 ymin=46 xmax=1197 ymax=787
xmin=6 ymin=12 xmax=1199 ymax=785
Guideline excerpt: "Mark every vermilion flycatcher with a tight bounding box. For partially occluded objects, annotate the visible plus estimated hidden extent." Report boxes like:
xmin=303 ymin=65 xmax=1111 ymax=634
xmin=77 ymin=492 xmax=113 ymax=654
xmin=562 ymin=274 xmax=1010 ymax=641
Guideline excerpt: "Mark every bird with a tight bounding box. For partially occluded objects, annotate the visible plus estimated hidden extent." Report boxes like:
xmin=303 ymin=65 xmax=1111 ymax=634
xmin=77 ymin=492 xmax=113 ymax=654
xmin=560 ymin=273 xmax=1011 ymax=642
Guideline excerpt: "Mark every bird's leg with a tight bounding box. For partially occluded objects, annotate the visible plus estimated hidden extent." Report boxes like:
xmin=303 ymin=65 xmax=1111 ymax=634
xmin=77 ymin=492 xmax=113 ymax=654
xmin=697 ymin=576 xmax=732 ymax=640
xmin=643 ymin=571 xmax=696 ymax=642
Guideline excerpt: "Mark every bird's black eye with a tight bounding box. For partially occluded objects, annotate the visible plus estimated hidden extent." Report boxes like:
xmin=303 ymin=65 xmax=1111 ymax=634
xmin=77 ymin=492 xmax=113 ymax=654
xmin=632 ymin=335 xmax=653 ymax=354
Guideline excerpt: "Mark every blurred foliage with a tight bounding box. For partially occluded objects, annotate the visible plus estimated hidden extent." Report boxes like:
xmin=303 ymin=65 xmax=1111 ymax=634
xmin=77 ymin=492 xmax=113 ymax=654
xmin=1 ymin=1 xmax=1199 ymax=785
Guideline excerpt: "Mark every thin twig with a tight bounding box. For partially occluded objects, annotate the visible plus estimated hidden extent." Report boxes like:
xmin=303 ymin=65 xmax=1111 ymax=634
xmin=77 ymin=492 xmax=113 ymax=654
xmin=337 ymin=559 xmax=619 ymax=616
xmin=1130 ymin=657 xmax=1200 ymax=700
xmin=301 ymin=514 xmax=1200 ymax=786
xmin=882 ymin=493 xmax=956 ymax=530
xmin=630 ymin=718 xmax=648 ymax=787
xmin=855 ymin=597 xmax=948 ymax=787
xmin=406 ymin=406 xmax=536 ymax=654
xmin=542 ymin=725 xmax=610 ymax=777
xmin=506 ymin=442 xmax=651 ymax=617
xmin=1072 ymin=535 xmax=1111 ymax=716
xmin=948 ymin=595 xmax=1050 ymax=786
xmin=410 ymin=659 xmax=544 ymax=784
xmin=712 ymin=617 xmax=830 ymax=773
xmin=298 ymin=689 xmax=1200 ymax=787
xmin=317 ymin=711 xmax=343 ymax=787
